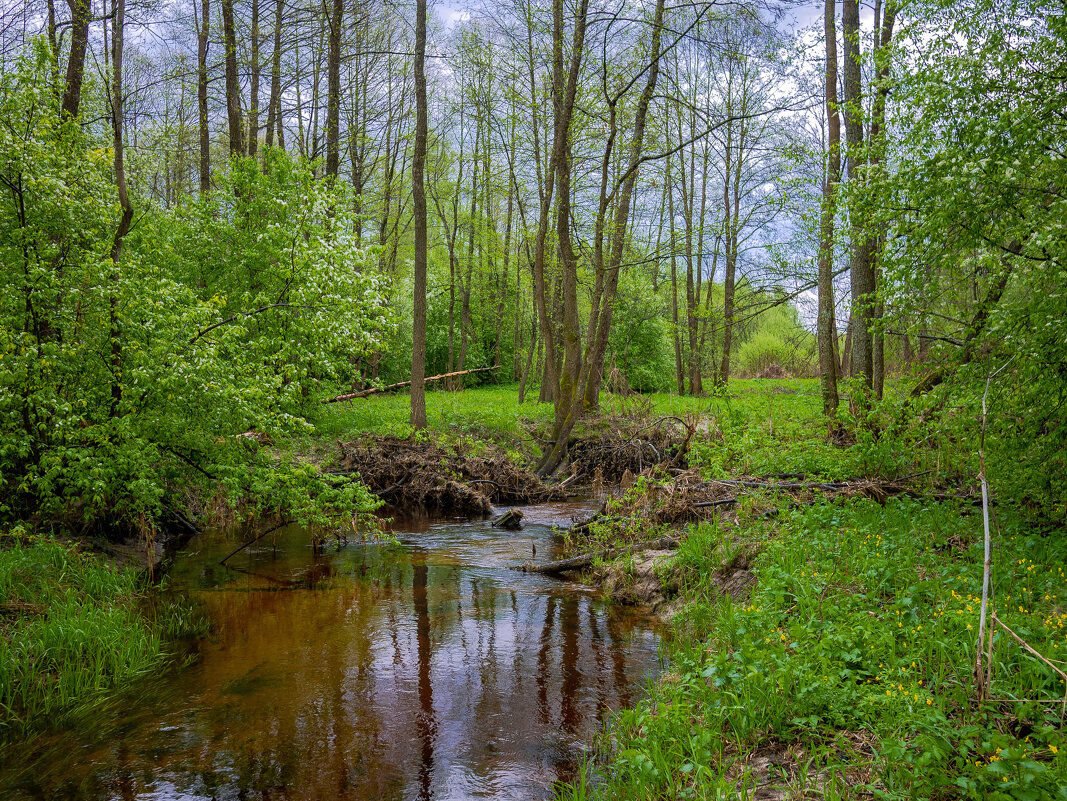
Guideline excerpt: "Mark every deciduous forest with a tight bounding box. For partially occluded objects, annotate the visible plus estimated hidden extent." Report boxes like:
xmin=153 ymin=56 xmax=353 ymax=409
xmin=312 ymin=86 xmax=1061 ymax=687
xmin=0 ymin=0 xmax=1064 ymax=797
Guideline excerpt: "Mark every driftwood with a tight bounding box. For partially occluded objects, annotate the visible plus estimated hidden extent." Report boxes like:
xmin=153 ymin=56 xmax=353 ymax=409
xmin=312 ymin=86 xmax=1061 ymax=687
xmin=492 ymin=508 xmax=524 ymax=530
xmin=324 ymin=366 xmax=499 ymax=403
xmin=518 ymin=534 xmax=680 ymax=575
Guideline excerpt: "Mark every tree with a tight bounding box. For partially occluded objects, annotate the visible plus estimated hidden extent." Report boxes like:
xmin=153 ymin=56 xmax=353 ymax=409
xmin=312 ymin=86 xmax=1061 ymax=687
xmin=222 ymin=0 xmax=245 ymax=156
xmin=196 ymin=0 xmax=211 ymax=192
xmin=818 ymin=0 xmax=840 ymax=414
xmin=60 ymin=0 xmax=91 ymax=117
xmin=410 ymin=0 xmax=428 ymax=429
xmin=842 ymin=0 xmax=872 ymax=389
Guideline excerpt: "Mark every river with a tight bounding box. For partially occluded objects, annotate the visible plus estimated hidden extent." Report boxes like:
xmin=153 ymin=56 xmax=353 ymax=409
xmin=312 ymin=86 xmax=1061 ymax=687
xmin=0 ymin=501 xmax=661 ymax=800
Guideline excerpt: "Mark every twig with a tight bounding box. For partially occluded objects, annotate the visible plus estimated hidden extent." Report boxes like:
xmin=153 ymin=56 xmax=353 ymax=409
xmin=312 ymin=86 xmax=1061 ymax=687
xmin=992 ymin=613 xmax=1067 ymax=725
xmin=975 ymin=354 xmax=1016 ymax=701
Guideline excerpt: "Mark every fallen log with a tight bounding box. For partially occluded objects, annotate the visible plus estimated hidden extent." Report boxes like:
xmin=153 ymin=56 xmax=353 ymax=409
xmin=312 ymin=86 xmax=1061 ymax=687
xmin=518 ymin=534 xmax=680 ymax=575
xmin=323 ymin=366 xmax=499 ymax=403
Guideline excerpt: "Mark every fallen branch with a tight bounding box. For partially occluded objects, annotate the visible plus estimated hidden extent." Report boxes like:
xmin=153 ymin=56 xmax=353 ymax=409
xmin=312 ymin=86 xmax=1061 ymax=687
xmin=518 ymin=534 xmax=680 ymax=575
xmin=694 ymin=498 xmax=739 ymax=508
xmin=702 ymin=478 xmax=848 ymax=491
xmin=323 ymin=366 xmax=499 ymax=403
xmin=220 ymin=520 xmax=295 ymax=566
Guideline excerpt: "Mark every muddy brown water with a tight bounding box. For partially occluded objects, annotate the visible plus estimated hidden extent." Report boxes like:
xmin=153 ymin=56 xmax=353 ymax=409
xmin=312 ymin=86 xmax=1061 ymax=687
xmin=0 ymin=501 xmax=661 ymax=801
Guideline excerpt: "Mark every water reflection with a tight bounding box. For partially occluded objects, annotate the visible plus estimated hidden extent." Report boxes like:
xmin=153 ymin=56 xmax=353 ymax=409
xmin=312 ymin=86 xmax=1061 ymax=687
xmin=0 ymin=503 xmax=659 ymax=801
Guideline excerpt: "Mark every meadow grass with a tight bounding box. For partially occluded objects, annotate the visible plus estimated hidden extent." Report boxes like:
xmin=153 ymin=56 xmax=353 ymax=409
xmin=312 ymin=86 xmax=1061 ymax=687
xmin=0 ymin=534 xmax=202 ymax=739
xmin=540 ymin=380 xmax=1065 ymax=800
xmin=312 ymin=379 xmax=923 ymax=481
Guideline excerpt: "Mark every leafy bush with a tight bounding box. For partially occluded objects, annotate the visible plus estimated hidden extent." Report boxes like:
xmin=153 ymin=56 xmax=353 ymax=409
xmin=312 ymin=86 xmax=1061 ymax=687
xmin=0 ymin=48 xmax=383 ymax=531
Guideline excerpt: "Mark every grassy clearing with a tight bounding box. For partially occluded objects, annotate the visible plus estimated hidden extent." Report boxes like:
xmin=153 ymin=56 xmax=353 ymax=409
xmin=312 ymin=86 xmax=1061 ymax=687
xmin=0 ymin=534 xmax=203 ymax=739
xmin=312 ymin=379 xmax=919 ymax=481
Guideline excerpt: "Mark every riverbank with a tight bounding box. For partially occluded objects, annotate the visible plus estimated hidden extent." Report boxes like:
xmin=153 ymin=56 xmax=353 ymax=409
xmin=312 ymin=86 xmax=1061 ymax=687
xmin=528 ymin=381 xmax=1067 ymax=800
xmin=4 ymin=379 xmax=1065 ymax=798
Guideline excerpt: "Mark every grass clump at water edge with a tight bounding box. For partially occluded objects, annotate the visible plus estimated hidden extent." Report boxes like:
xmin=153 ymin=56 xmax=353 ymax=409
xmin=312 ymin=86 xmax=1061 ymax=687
xmin=0 ymin=532 xmax=203 ymax=740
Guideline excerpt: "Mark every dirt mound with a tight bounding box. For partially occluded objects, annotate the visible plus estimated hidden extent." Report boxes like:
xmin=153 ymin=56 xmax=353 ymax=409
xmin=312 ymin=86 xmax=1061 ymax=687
xmin=337 ymin=437 xmax=563 ymax=514
xmin=756 ymin=364 xmax=790 ymax=379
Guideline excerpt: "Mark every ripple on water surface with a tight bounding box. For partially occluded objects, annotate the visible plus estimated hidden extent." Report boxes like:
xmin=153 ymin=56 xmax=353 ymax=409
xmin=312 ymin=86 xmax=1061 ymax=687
xmin=0 ymin=502 xmax=661 ymax=801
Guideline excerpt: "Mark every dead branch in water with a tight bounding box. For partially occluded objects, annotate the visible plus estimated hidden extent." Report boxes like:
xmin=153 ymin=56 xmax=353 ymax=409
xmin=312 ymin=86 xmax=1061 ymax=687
xmin=518 ymin=534 xmax=680 ymax=575
xmin=220 ymin=520 xmax=294 ymax=565
xmin=323 ymin=366 xmax=499 ymax=403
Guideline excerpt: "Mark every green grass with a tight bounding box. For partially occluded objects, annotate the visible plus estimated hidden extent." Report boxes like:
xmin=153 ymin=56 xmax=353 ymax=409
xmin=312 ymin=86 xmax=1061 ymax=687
xmin=0 ymin=534 xmax=201 ymax=739
xmin=570 ymin=501 xmax=1067 ymax=799
xmin=312 ymin=384 xmax=553 ymax=444
xmin=546 ymin=380 xmax=1067 ymax=800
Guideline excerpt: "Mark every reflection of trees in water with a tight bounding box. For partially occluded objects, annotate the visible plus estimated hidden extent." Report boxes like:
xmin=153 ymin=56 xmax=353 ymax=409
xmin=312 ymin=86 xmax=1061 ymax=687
xmin=413 ymin=559 xmax=436 ymax=801
xmin=3 ymin=532 xmax=656 ymax=801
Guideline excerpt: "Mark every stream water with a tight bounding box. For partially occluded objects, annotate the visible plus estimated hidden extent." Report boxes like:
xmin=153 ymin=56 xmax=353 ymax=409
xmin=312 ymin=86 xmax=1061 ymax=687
xmin=0 ymin=502 xmax=661 ymax=801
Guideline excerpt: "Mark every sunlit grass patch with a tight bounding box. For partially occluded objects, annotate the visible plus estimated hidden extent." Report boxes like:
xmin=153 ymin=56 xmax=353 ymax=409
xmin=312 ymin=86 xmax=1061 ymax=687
xmin=312 ymin=384 xmax=553 ymax=444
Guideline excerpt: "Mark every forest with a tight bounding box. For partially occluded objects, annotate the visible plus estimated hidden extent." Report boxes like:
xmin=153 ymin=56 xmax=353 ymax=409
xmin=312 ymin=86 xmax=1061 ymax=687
xmin=0 ymin=0 xmax=1065 ymax=797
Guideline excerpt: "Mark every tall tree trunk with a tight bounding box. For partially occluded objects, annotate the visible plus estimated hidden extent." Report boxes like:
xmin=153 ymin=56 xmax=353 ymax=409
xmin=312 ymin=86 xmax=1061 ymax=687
xmin=843 ymin=0 xmax=872 ymax=387
xmin=47 ymin=0 xmax=59 ymax=75
xmin=818 ymin=0 xmax=841 ymax=414
xmin=840 ymin=314 xmax=853 ymax=376
xmin=497 ymin=161 xmax=513 ymax=370
xmin=530 ymin=0 xmax=588 ymax=416
xmin=666 ymin=151 xmax=684 ymax=394
xmin=109 ymin=0 xmax=134 ymax=415
xmin=410 ymin=0 xmax=428 ymax=429
xmin=264 ymin=0 xmax=284 ymax=149
xmin=324 ymin=0 xmax=342 ymax=179
xmin=61 ymin=0 xmax=91 ymax=118
xmin=457 ymin=126 xmax=481 ymax=388
xmin=718 ymin=119 xmax=736 ymax=385
xmin=869 ymin=0 xmax=897 ymax=399
xmin=540 ymin=0 xmax=665 ymax=475
xmin=247 ymin=0 xmax=260 ymax=157
xmin=197 ymin=0 xmax=211 ymax=192
xmin=222 ymin=0 xmax=245 ymax=156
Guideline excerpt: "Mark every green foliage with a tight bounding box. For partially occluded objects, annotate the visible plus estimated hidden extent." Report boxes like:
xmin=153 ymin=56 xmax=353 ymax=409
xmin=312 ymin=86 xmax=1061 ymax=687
xmin=879 ymin=0 xmax=1067 ymax=514
xmin=734 ymin=307 xmax=817 ymax=380
xmin=609 ymin=271 xmax=675 ymax=392
xmin=0 ymin=49 xmax=382 ymax=531
xmin=0 ymin=533 xmax=201 ymax=738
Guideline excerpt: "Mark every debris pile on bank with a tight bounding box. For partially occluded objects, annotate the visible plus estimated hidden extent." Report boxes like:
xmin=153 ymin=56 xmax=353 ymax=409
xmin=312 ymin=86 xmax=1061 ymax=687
xmin=337 ymin=437 xmax=563 ymax=514
xmin=566 ymin=415 xmax=698 ymax=482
